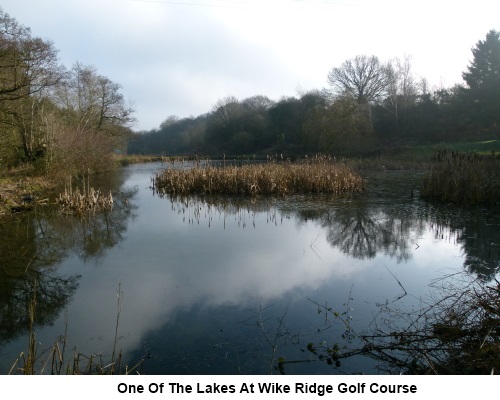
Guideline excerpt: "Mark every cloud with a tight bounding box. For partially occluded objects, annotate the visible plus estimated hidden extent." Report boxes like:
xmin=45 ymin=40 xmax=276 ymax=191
xmin=2 ymin=0 xmax=500 ymax=130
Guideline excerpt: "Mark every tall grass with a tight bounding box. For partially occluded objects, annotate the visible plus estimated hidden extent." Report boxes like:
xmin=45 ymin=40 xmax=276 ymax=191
xmin=421 ymin=150 xmax=500 ymax=206
xmin=9 ymin=282 xmax=144 ymax=375
xmin=56 ymin=175 xmax=114 ymax=215
xmin=154 ymin=157 xmax=365 ymax=196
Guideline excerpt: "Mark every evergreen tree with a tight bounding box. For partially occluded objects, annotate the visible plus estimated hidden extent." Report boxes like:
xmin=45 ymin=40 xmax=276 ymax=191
xmin=462 ymin=30 xmax=500 ymax=129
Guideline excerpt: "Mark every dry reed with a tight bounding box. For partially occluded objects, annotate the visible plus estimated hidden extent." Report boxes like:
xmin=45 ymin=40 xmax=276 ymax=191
xmin=56 ymin=175 xmax=114 ymax=215
xmin=421 ymin=150 xmax=500 ymax=206
xmin=154 ymin=157 xmax=365 ymax=196
xmin=9 ymin=282 xmax=144 ymax=375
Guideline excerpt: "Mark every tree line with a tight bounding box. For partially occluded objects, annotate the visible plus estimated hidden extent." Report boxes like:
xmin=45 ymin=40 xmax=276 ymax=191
xmin=1 ymin=6 xmax=498 ymax=169
xmin=0 ymin=8 xmax=134 ymax=177
xmin=129 ymin=30 xmax=500 ymax=157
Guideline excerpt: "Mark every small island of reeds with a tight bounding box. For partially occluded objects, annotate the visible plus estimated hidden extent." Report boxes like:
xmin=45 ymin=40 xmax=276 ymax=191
xmin=153 ymin=157 xmax=365 ymax=196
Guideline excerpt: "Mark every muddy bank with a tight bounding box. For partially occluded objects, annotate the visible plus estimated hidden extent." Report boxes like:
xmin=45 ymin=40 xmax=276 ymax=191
xmin=0 ymin=176 xmax=55 ymax=217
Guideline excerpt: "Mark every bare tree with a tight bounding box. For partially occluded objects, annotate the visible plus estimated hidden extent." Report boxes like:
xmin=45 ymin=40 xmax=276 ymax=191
xmin=384 ymin=55 xmax=420 ymax=136
xmin=327 ymin=55 xmax=390 ymax=104
xmin=241 ymin=95 xmax=274 ymax=112
xmin=211 ymin=95 xmax=241 ymax=130
xmin=386 ymin=55 xmax=418 ymax=106
xmin=0 ymin=8 xmax=64 ymax=161
xmin=54 ymin=63 xmax=135 ymax=135
xmin=0 ymin=9 xmax=62 ymax=103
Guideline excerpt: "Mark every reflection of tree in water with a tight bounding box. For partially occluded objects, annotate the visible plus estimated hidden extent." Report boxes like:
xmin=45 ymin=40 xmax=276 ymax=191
xmin=0 ymin=216 xmax=79 ymax=344
xmin=299 ymin=202 xmax=498 ymax=278
xmin=461 ymin=222 xmax=499 ymax=280
xmin=0 ymin=274 xmax=79 ymax=344
xmin=165 ymin=194 xmax=421 ymax=262
xmin=428 ymin=211 xmax=500 ymax=281
xmin=165 ymin=192 xmax=498 ymax=280
xmin=47 ymin=186 xmax=139 ymax=261
xmin=293 ymin=201 xmax=424 ymax=262
xmin=330 ymin=210 xmax=378 ymax=259
xmin=0 ymin=173 xmax=139 ymax=346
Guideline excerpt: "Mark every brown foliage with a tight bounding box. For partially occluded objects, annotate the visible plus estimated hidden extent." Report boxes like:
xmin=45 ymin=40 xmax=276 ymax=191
xmin=421 ymin=150 xmax=500 ymax=206
xmin=154 ymin=158 xmax=365 ymax=196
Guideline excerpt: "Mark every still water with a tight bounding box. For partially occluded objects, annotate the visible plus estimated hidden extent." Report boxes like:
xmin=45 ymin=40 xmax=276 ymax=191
xmin=0 ymin=162 xmax=498 ymax=374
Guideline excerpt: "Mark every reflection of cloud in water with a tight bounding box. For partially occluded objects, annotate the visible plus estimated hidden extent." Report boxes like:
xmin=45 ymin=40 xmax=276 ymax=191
xmin=410 ymin=229 xmax=463 ymax=270
xmin=62 ymin=199 xmax=380 ymax=357
xmin=9 ymin=167 xmax=496 ymax=369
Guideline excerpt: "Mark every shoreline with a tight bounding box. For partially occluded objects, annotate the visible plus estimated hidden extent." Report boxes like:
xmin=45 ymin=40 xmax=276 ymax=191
xmin=0 ymin=174 xmax=56 ymax=218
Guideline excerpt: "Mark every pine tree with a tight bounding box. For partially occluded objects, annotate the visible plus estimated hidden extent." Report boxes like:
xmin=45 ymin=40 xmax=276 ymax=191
xmin=462 ymin=30 xmax=500 ymax=129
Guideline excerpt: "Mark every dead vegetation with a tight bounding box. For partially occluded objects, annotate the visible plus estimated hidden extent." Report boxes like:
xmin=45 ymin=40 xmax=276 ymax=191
xmin=309 ymin=272 xmax=500 ymax=374
xmin=9 ymin=283 xmax=145 ymax=375
xmin=153 ymin=156 xmax=365 ymax=196
xmin=55 ymin=175 xmax=113 ymax=216
xmin=0 ymin=174 xmax=53 ymax=216
xmin=421 ymin=150 xmax=500 ymax=206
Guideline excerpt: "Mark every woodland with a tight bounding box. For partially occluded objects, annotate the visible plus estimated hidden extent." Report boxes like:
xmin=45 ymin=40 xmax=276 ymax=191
xmin=1 ymin=6 xmax=499 ymax=172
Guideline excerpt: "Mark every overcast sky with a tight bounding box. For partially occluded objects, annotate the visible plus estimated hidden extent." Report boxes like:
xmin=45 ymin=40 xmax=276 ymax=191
xmin=2 ymin=0 xmax=499 ymax=131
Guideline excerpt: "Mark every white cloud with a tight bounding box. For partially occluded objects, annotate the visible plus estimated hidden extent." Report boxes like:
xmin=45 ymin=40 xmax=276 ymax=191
xmin=2 ymin=0 xmax=499 ymax=130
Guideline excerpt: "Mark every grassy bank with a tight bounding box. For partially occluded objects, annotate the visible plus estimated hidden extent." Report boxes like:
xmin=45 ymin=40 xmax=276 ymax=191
xmin=380 ymin=139 xmax=500 ymax=160
xmin=414 ymin=139 xmax=500 ymax=155
xmin=112 ymin=154 xmax=167 ymax=166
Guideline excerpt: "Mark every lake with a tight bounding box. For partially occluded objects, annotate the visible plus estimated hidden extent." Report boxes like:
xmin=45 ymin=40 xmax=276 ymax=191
xmin=0 ymin=162 xmax=498 ymax=374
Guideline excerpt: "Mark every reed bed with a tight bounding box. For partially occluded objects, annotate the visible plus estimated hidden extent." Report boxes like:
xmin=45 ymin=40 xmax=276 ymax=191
xmin=153 ymin=158 xmax=365 ymax=196
xmin=56 ymin=176 xmax=113 ymax=215
xmin=421 ymin=150 xmax=500 ymax=206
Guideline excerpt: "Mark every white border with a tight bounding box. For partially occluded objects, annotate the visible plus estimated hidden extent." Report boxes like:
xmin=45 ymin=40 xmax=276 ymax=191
xmin=2 ymin=375 xmax=496 ymax=399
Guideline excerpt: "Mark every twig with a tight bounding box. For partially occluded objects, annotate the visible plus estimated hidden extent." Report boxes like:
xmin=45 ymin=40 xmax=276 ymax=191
xmin=111 ymin=283 xmax=123 ymax=374
xmin=309 ymin=234 xmax=322 ymax=260
xmin=24 ymin=249 xmax=38 ymax=272
xmin=255 ymin=301 xmax=288 ymax=374
xmin=384 ymin=264 xmax=407 ymax=303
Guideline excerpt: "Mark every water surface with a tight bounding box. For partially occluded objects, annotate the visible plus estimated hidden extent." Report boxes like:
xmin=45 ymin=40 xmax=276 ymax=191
xmin=0 ymin=162 xmax=498 ymax=374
